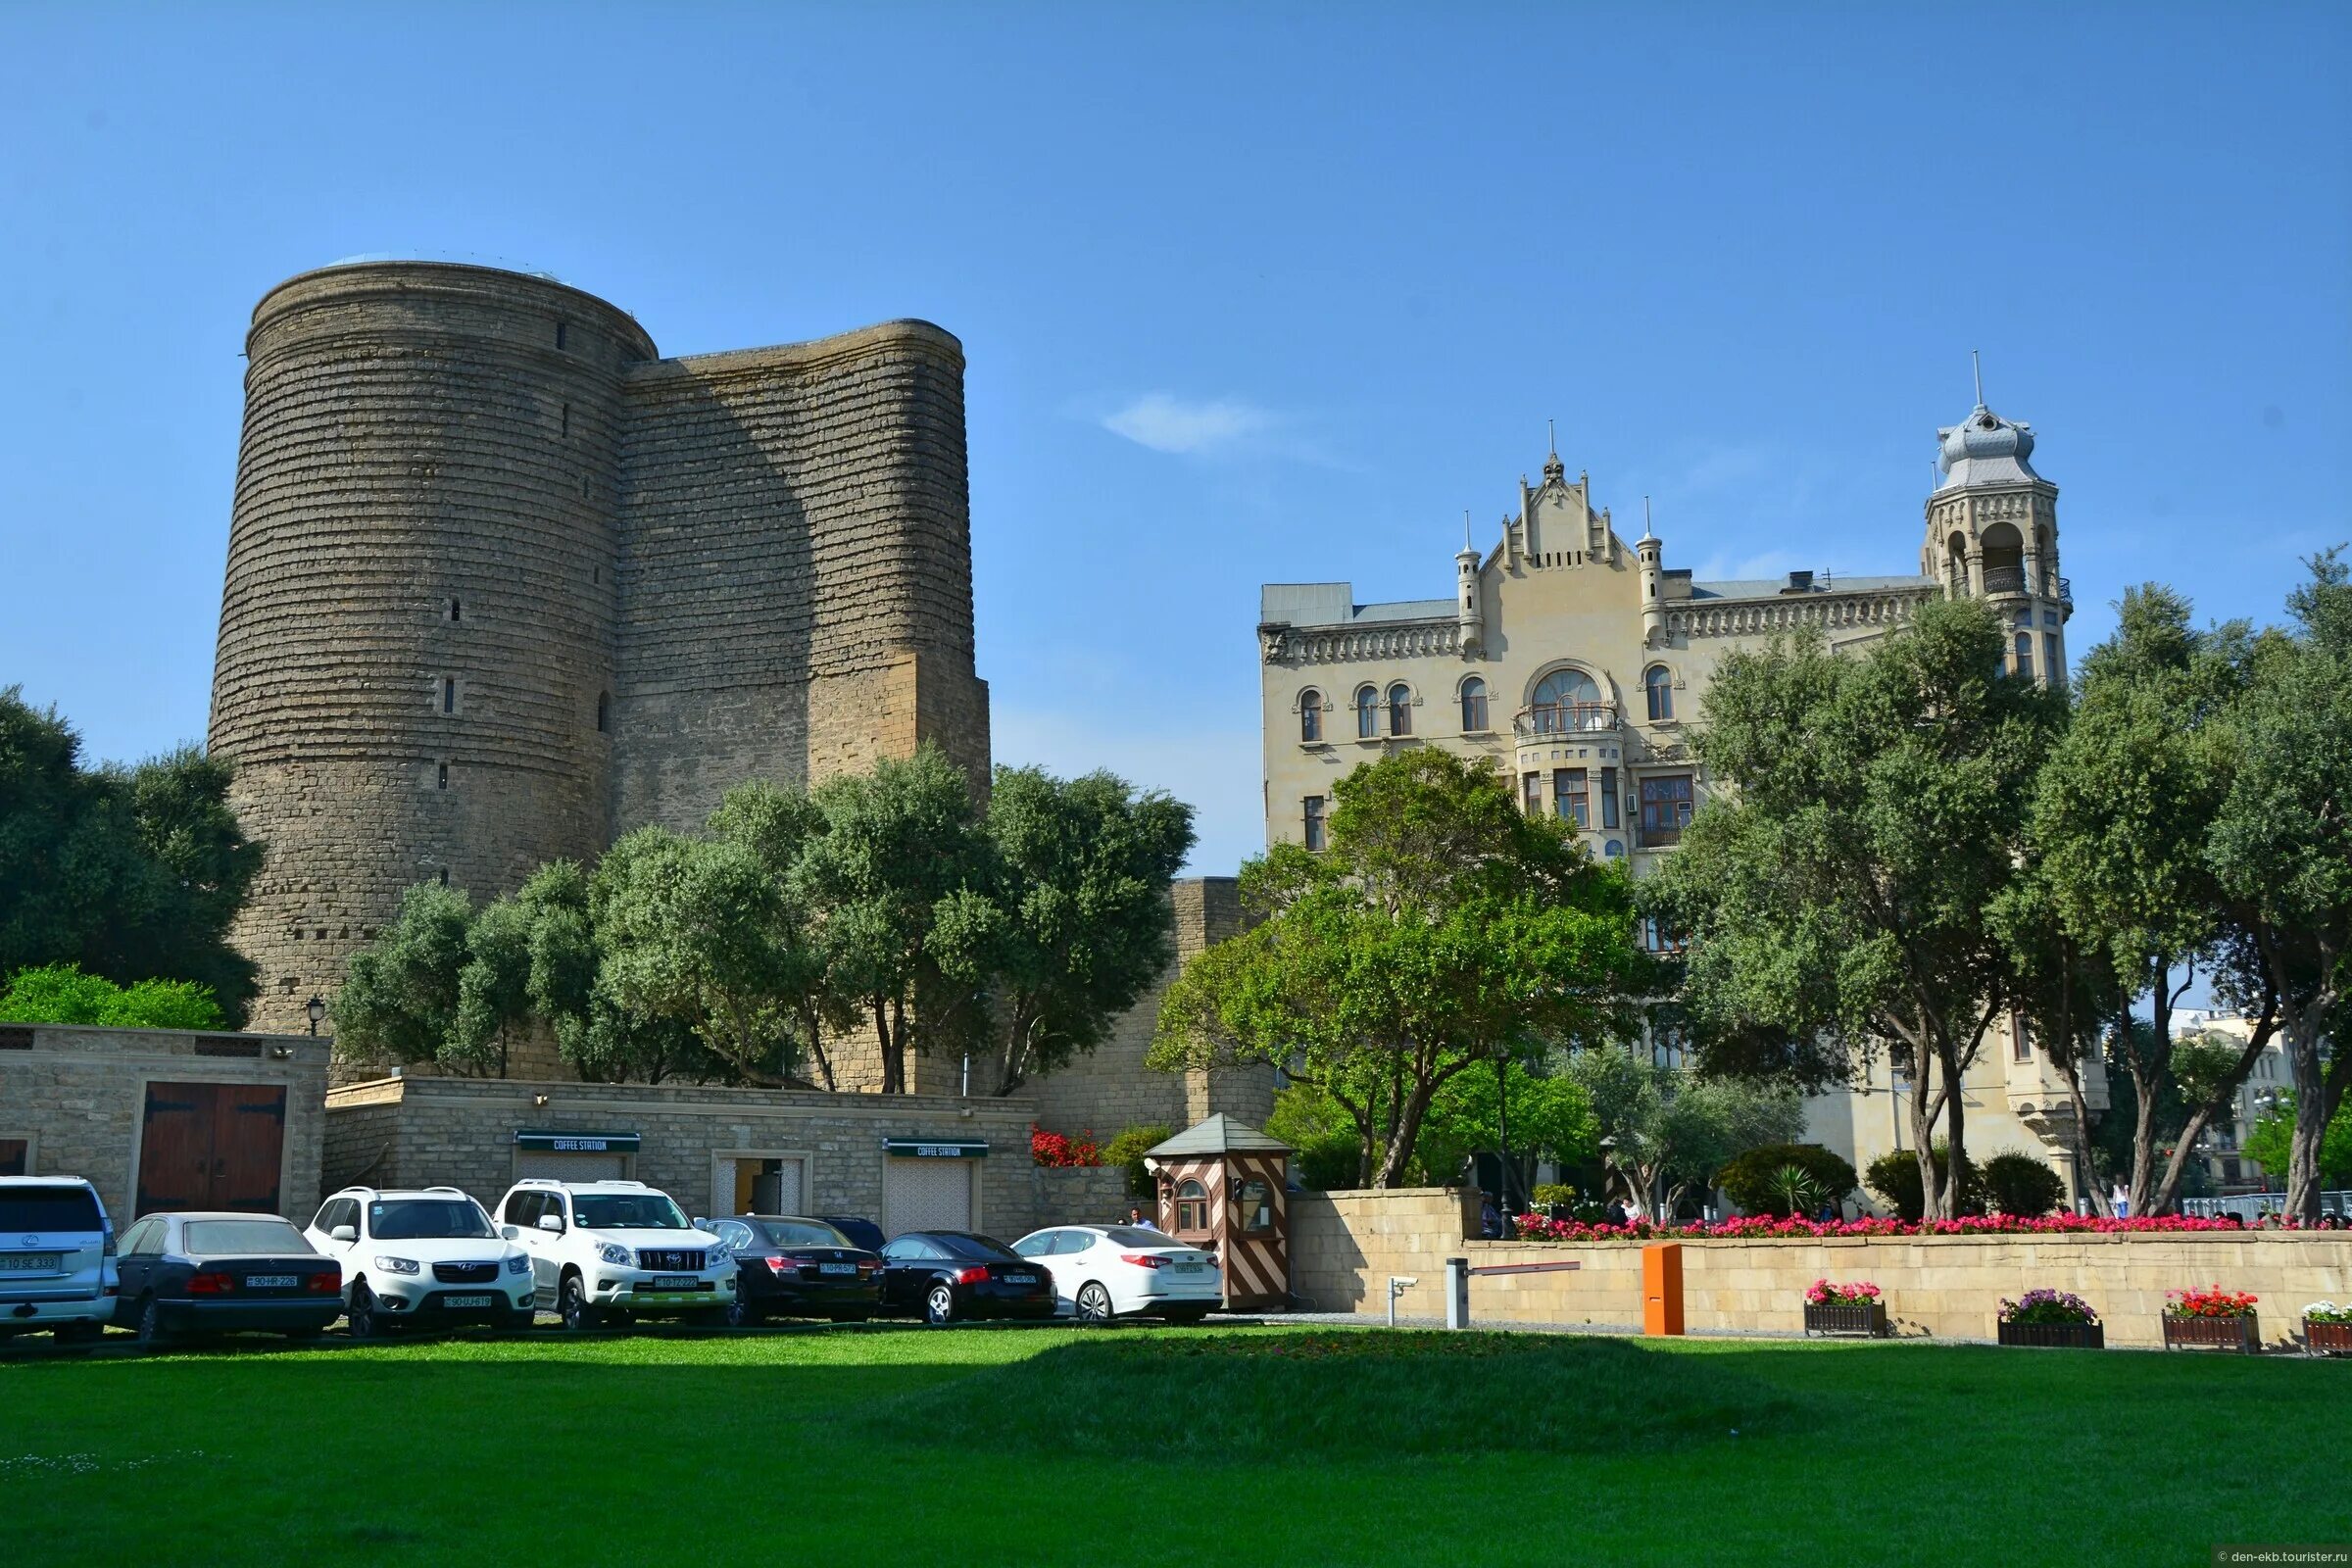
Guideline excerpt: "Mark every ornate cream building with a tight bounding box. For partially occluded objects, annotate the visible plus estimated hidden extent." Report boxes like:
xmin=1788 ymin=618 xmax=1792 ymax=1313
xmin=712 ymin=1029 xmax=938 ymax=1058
xmin=1254 ymin=395 xmax=2108 ymax=1208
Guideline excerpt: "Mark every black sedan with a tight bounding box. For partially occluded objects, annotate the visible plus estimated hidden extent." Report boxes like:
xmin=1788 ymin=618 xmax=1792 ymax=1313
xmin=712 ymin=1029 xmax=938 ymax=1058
xmin=701 ymin=1215 xmax=882 ymax=1326
xmin=111 ymin=1212 xmax=343 ymax=1344
xmin=876 ymin=1231 xmax=1057 ymax=1326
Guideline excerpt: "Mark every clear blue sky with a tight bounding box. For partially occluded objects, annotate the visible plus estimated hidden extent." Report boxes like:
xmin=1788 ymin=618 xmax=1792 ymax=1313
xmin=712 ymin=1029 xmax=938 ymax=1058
xmin=3 ymin=4 xmax=2346 ymax=875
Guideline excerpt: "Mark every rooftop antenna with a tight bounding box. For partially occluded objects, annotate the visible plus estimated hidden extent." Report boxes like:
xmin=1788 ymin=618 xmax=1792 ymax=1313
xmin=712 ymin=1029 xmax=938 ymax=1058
xmin=1547 ymin=417 xmax=1556 ymax=457
xmin=1972 ymin=349 xmax=1984 ymax=409
xmin=1463 ymin=509 xmax=1473 ymax=551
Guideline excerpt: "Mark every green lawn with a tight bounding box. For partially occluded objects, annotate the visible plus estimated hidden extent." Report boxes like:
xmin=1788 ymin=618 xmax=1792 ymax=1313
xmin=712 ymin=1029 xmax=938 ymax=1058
xmin=4 ymin=1325 xmax=2345 ymax=1565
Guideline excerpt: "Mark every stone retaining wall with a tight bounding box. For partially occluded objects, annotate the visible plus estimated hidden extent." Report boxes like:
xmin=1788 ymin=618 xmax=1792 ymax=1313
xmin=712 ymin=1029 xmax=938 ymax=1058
xmin=1292 ymin=1188 xmax=2352 ymax=1349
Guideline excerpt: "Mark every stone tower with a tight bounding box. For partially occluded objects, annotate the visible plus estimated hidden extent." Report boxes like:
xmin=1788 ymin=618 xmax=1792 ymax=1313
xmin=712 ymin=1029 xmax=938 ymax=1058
xmin=210 ymin=260 xmax=989 ymax=1033
xmin=1920 ymin=390 xmax=2071 ymax=687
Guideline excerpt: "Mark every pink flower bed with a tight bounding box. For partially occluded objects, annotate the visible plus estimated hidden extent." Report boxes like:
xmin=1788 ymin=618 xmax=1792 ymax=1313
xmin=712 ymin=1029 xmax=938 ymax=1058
xmin=1510 ymin=1211 xmax=2252 ymax=1242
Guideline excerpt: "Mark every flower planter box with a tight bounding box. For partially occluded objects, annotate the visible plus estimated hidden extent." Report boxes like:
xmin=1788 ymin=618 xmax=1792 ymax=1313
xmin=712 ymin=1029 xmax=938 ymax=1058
xmin=2163 ymin=1313 xmax=2259 ymax=1353
xmin=1803 ymin=1301 xmax=1887 ymax=1338
xmin=2302 ymin=1318 xmax=2352 ymax=1356
xmin=1996 ymin=1321 xmax=2104 ymax=1349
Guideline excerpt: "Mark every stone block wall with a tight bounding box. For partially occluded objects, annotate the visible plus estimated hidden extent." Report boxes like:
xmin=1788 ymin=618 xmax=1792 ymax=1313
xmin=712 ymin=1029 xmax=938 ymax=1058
xmin=1292 ymin=1187 xmax=2352 ymax=1348
xmin=320 ymin=1075 xmax=1108 ymax=1241
xmin=0 ymin=1025 xmax=330 ymax=1223
xmin=1030 ymin=1165 xmax=1138 ymax=1229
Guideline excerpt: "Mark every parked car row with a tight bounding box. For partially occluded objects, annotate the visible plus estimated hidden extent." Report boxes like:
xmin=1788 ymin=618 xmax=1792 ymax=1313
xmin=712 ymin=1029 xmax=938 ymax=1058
xmin=0 ymin=1173 xmax=1222 ymax=1348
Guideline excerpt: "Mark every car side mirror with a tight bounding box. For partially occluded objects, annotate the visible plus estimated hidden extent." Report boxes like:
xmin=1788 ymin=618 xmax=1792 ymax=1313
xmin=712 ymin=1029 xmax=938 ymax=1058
xmin=330 ymin=1225 xmax=357 ymax=1244
xmin=691 ymin=1217 xmax=707 ymax=1228
xmin=500 ymin=1225 xmax=519 ymax=1241
xmin=536 ymin=1213 xmax=565 ymax=1234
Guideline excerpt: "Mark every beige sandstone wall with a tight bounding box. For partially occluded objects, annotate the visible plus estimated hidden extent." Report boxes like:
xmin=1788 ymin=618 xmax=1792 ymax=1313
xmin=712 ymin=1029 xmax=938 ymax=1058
xmin=1293 ymin=1188 xmax=2352 ymax=1349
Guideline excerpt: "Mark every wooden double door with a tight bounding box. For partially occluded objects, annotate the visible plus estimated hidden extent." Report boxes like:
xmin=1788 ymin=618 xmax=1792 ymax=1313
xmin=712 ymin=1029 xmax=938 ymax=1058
xmin=135 ymin=1082 xmax=287 ymax=1216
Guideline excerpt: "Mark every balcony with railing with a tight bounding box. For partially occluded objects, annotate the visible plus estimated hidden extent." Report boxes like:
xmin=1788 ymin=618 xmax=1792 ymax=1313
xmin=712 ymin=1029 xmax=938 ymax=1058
xmin=1512 ymin=702 xmax=1619 ymax=739
xmin=1981 ymin=564 xmax=2073 ymax=605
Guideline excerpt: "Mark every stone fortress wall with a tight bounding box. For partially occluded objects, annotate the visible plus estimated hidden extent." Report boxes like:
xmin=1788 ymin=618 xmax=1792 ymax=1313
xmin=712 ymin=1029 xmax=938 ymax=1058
xmin=209 ymin=262 xmax=990 ymax=1035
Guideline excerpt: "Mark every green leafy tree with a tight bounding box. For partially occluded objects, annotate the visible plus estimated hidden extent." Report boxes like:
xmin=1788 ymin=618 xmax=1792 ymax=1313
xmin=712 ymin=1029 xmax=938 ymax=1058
xmin=797 ymin=745 xmax=991 ymax=1094
xmin=1264 ymin=1083 xmax=1365 ymax=1190
xmin=1715 ymin=1143 xmax=1859 ymax=1217
xmin=2242 ymin=1092 xmax=2352 ymax=1191
xmin=932 ymin=766 xmax=1195 ymax=1095
xmin=1409 ymin=1060 xmax=1597 ymax=1191
xmin=2207 ymin=551 xmax=2352 ymax=1223
xmin=1152 ymin=748 xmax=1646 ymax=1188
xmin=331 ymin=883 xmax=476 ymax=1072
xmin=1561 ymin=1049 xmax=1803 ymax=1218
xmin=0 ymin=693 xmax=261 ymax=1023
xmin=0 ymin=962 xmax=226 ymax=1030
xmin=1100 ymin=1124 xmax=1173 ymax=1198
xmin=1993 ymin=867 xmax=2127 ymax=1210
xmin=1646 ymin=599 xmax=2063 ymax=1218
xmin=2029 ymin=583 xmax=2278 ymax=1216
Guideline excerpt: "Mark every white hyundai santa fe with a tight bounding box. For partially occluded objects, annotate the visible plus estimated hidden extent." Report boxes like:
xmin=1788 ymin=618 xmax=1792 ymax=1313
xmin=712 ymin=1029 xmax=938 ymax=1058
xmin=306 ymin=1186 xmax=535 ymax=1338
xmin=492 ymin=1179 xmax=737 ymax=1330
xmin=1008 ymin=1224 xmax=1219 ymax=1324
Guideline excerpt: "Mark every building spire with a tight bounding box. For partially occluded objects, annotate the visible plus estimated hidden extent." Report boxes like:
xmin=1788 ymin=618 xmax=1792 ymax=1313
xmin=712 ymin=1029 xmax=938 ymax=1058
xmin=1642 ymin=495 xmax=1654 ymax=541
xmin=1972 ymin=349 xmax=1984 ymax=410
xmin=1463 ymin=509 xmax=1473 ymax=551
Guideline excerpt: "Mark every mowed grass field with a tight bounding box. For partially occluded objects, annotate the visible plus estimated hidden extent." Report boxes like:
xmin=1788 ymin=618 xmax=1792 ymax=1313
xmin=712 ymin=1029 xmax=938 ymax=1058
xmin=4 ymin=1325 xmax=2346 ymax=1566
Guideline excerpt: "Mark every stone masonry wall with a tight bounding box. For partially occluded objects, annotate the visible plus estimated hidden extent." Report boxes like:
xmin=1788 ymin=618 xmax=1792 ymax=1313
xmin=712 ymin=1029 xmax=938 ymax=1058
xmin=0 ymin=1025 xmax=330 ymax=1222
xmin=1291 ymin=1187 xmax=2352 ymax=1348
xmin=322 ymin=1075 xmax=1111 ymax=1243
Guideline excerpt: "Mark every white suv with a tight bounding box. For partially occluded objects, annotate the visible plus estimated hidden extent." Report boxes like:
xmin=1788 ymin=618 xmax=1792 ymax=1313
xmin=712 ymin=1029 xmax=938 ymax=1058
xmin=306 ymin=1187 xmax=535 ymax=1338
xmin=492 ymin=1179 xmax=737 ymax=1330
xmin=0 ymin=1177 xmax=117 ymax=1344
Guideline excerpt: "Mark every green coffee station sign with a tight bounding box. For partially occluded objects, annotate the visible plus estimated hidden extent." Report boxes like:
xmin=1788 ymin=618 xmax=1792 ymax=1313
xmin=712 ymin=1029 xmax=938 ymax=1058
xmin=880 ymin=1138 xmax=990 ymax=1159
xmin=514 ymin=1129 xmax=642 ymax=1154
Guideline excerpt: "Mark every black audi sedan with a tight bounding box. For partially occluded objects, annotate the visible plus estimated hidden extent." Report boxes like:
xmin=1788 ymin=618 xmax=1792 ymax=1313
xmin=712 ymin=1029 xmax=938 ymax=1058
xmin=700 ymin=1215 xmax=882 ymax=1326
xmin=876 ymin=1231 xmax=1056 ymax=1326
xmin=110 ymin=1212 xmax=343 ymax=1344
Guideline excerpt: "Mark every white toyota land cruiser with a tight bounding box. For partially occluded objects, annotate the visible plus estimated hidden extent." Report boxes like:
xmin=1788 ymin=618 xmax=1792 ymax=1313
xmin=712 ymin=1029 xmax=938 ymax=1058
xmin=492 ymin=1179 xmax=737 ymax=1330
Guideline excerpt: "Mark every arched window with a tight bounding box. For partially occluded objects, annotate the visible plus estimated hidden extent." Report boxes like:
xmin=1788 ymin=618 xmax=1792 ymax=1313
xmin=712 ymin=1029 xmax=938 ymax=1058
xmin=1175 ymin=1179 xmax=1210 ymax=1232
xmin=1388 ymin=683 xmax=1412 ymax=736
xmin=1644 ymin=665 xmax=1674 ymax=722
xmin=1531 ymin=668 xmax=1602 ymax=734
xmin=1355 ymin=685 xmax=1379 ymax=739
xmin=1460 ymin=676 xmax=1489 ymax=732
xmin=1299 ymin=690 xmax=1323 ymax=743
xmin=2013 ymin=631 xmax=2034 ymax=682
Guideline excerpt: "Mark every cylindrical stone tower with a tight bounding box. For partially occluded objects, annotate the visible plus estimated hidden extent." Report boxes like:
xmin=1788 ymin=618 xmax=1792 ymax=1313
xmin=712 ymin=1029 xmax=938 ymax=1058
xmin=210 ymin=260 xmax=657 ymax=1032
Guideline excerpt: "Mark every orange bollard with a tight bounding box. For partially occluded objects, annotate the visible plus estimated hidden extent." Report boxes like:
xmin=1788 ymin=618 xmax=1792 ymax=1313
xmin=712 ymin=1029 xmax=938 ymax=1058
xmin=1642 ymin=1242 xmax=1685 ymax=1336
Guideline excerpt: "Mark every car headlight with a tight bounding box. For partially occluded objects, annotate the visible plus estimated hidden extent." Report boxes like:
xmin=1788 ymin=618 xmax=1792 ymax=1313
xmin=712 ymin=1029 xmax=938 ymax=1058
xmin=597 ymin=1242 xmax=633 ymax=1267
xmin=506 ymin=1254 xmax=531 ymax=1276
xmin=373 ymin=1255 xmax=421 ymax=1276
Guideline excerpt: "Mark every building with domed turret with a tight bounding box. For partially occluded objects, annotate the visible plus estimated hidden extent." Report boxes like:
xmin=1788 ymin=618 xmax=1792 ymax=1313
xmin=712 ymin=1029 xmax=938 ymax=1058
xmin=1253 ymin=395 xmax=2105 ymax=1208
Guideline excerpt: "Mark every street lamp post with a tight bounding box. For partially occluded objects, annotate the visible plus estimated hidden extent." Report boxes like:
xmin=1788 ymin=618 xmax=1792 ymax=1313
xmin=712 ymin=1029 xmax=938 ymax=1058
xmin=305 ymin=996 xmax=325 ymax=1038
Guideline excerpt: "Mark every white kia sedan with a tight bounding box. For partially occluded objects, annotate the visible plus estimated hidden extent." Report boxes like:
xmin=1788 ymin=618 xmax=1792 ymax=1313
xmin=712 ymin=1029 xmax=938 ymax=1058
xmin=1009 ymin=1224 xmax=1221 ymax=1324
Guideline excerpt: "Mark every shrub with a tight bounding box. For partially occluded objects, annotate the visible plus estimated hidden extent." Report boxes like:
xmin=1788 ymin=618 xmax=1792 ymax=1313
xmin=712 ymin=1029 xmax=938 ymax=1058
xmin=1030 ymin=1126 xmax=1102 ymax=1167
xmin=1717 ymin=1144 xmax=1858 ymax=1217
xmin=0 ymin=963 xmax=226 ymax=1030
xmin=1531 ymin=1183 xmax=1578 ymax=1209
xmin=1979 ymin=1152 xmax=2064 ymax=1217
xmin=1998 ymin=1289 xmax=2099 ymax=1326
xmin=1864 ymin=1144 xmax=1984 ymax=1221
xmin=2166 ymin=1287 xmax=2257 ymax=1319
xmin=1100 ymin=1124 xmax=1172 ymax=1197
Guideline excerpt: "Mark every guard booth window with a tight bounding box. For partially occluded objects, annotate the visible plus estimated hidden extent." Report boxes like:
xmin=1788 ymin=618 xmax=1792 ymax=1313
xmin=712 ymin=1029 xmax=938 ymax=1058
xmin=1174 ymin=1179 xmax=1210 ymax=1232
xmin=1236 ymin=1178 xmax=1275 ymax=1234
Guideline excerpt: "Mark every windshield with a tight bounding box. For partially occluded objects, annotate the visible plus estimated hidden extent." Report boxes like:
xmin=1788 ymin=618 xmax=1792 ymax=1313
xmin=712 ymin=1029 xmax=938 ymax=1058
xmin=186 ymin=1219 xmax=311 ymax=1255
xmin=937 ymin=1234 xmax=1018 ymax=1262
xmin=1102 ymin=1227 xmax=1195 ymax=1250
xmin=370 ymin=1199 xmax=494 ymax=1240
xmin=760 ymin=1220 xmax=851 ymax=1249
xmin=573 ymin=1194 xmax=689 ymax=1231
xmin=0 ymin=1187 xmax=103 ymax=1233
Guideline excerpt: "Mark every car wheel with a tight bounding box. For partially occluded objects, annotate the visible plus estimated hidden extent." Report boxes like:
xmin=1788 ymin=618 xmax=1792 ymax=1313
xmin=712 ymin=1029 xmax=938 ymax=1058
xmin=923 ymin=1283 xmax=956 ymax=1327
xmin=346 ymin=1284 xmax=387 ymax=1341
xmin=135 ymin=1296 xmax=172 ymax=1347
xmin=725 ymin=1297 xmax=764 ymax=1329
xmin=1075 ymin=1282 xmax=1115 ymax=1325
xmin=559 ymin=1274 xmax=602 ymax=1332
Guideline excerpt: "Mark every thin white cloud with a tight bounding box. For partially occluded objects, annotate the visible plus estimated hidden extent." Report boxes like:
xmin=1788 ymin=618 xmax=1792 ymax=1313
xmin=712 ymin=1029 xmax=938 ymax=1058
xmin=1100 ymin=392 xmax=1278 ymax=457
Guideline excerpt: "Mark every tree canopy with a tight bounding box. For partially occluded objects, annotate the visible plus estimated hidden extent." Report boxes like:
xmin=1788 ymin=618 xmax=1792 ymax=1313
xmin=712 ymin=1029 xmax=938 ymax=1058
xmin=1151 ymin=747 xmax=1648 ymax=1188
xmin=0 ymin=962 xmax=226 ymax=1030
xmin=1644 ymin=598 xmax=2064 ymax=1217
xmin=0 ymin=691 xmax=261 ymax=1023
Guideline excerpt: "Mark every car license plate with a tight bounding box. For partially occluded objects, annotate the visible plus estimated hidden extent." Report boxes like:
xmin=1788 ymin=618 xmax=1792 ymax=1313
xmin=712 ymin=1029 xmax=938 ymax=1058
xmin=442 ymin=1294 xmax=495 ymax=1308
xmin=819 ymin=1262 xmax=858 ymax=1276
xmin=1002 ymin=1274 xmax=1037 ymax=1285
xmin=651 ymin=1276 xmax=697 ymax=1290
xmin=246 ymin=1274 xmax=299 ymax=1288
xmin=0 ymin=1253 xmax=61 ymax=1273
xmin=1174 ymin=1262 xmax=1205 ymax=1273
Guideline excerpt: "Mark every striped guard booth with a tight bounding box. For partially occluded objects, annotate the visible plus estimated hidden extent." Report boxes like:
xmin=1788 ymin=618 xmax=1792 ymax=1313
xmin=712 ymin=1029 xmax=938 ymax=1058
xmin=1145 ymin=1115 xmax=1292 ymax=1311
